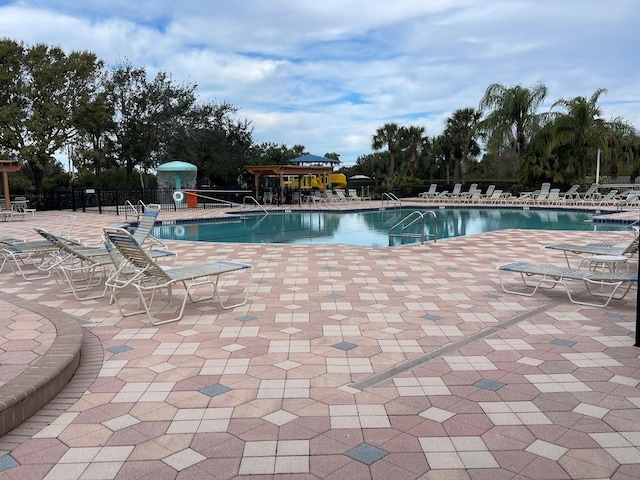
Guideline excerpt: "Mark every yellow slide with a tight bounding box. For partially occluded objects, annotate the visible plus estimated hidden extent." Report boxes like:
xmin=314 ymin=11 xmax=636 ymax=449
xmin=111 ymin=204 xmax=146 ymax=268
xmin=329 ymin=173 xmax=347 ymax=189
xmin=309 ymin=173 xmax=347 ymax=190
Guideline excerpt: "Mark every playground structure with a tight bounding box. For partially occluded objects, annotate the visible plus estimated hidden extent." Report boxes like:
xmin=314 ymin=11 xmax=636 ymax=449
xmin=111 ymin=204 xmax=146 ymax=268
xmin=245 ymin=154 xmax=347 ymax=205
xmin=282 ymin=172 xmax=347 ymax=191
xmin=289 ymin=154 xmax=346 ymax=190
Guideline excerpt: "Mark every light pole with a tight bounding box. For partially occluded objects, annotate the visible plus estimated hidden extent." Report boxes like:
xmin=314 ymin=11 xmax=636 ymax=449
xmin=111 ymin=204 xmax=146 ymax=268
xmin=633 ymin=202 xmax=640 ymax=347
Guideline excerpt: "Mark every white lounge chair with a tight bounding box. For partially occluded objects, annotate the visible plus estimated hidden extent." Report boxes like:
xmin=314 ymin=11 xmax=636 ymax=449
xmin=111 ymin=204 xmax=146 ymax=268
xmin=480 ymin=185 xmax=496 ymax=199
xmin=419 ymin=184 xmax=437 ymax=199
xmin=486 ymin=190 xmax=505 ymax=204
xmin=462 ymin=191 xmax=482 ymax=204
xmin=348 ymin=188 xmax=370 ymax=201
xmin=129 ymin=204 xmax=176 ymax=262
xmin=334 ymin=189 xmax=349 ymax=202
xmin=35 ymin=228 xmax=116 ymax=300
xmin=597 ymin=190 xmax=618 ymax=206
xmin=104 ymin=227 xmax=253 ymax=325
xmin=459 ymin=183 xmax=478 ymax=201
xmin=616 ymin=190 xmax=640 ymax=210
xmin=540 ymin=188 xmax=560 ymax=205
xmin=557 ymin=185 xmax=580 ymax=204
xmin=446 ymin=184 xmax=463 ymax=201
xmin=579 ymin=184 xmax=602 ymax=204
xmin=497 ymin=261 xmax=636 ymax=307
xmin=0 ymin=216 xmax=80 ymax=279
xmin=430 ymin=191 xmax=449 ymax=202
xmin=544 ymin=236 xmax=639 ymax=268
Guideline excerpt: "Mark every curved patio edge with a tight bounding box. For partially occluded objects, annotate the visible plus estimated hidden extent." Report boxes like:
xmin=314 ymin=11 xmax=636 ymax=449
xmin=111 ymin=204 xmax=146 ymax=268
xmin=0 ymin=294 xmax=84 ymax=437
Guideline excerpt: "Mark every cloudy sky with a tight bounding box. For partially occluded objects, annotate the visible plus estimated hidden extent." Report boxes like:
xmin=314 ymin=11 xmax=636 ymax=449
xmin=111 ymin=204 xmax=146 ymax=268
xmin=1 ymin=0 xmax=639 ymax=166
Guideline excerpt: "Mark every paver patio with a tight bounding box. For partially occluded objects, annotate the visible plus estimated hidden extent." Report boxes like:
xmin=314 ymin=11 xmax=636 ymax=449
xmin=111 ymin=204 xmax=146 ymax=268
xmin=0 ymin=201 xmax=639 ymax=479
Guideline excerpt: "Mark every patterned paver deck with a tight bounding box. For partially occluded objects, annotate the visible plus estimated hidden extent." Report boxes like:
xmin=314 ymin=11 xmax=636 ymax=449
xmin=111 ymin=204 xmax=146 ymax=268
xmin=0 ymin=200 xmax=639 ymax=480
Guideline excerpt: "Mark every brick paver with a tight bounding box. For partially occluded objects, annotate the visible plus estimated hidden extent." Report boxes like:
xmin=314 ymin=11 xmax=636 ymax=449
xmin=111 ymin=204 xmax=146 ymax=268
xmin=0 ymin=201 xmax=638 ymax=479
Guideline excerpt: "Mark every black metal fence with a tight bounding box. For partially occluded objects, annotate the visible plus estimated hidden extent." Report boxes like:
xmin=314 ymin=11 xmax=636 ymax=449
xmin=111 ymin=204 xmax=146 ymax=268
xmin=20 ymin=188 xmax=254 ymax=215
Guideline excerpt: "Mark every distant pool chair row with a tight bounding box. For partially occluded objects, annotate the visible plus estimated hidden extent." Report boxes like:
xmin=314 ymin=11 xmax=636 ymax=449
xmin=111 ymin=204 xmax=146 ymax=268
xmin=417 ymin=183 xmax=635 ymax=207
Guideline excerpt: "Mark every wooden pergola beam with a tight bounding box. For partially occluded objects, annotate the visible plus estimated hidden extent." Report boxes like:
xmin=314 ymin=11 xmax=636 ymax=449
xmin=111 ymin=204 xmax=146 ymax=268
xmin=0 ymin=160 xmax=21 ymax=211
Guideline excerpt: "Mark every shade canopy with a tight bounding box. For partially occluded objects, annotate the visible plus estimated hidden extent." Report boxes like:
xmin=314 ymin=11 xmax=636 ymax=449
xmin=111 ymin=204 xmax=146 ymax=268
xmin=157 ymin=161 xmax=197 ymax=172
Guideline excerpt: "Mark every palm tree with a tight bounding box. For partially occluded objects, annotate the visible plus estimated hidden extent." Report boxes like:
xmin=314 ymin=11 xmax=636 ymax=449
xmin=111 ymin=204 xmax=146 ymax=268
xmin=479 ymin=83 xmax=548 ymax=161
xmin=444 ymin=108 xmax=482 ymax=183
xmin=371 ymin=122 xmax=401 ymax=185
xmin=400 ymin=125 xmax=426 ymax=177
xmin=433 ymin=134 xmax=454 ymax=183
xmin=549 ymin=88 xmax=634 ymax=184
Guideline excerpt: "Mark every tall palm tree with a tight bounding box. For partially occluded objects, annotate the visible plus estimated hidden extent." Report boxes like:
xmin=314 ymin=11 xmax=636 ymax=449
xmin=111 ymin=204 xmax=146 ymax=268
xmin=549 ymin=88 xmax=634 ymax=183
xmin=444 ymin=108 xmax=482 ymax=183
xmin=371 ymin=122 xmax=401 ymax=185
xmin=433 ymin=134 xmax=454 ymax=183
xmin=400 ymin=125 xmax=426 ymax=177
xmin=479 ymin=82 xmax=548 ymax=160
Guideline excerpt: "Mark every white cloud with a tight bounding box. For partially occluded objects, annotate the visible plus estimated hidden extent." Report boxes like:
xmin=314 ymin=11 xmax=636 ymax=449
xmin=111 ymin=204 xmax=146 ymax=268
xmin=1 ymin=0 xmax=639 ymax=165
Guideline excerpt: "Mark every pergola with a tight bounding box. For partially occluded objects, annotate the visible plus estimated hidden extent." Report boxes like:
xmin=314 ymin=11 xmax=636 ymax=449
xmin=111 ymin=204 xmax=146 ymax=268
xmin=245 ymin=164 xmax=333 ymax=205
xmin=0 ymin=160 xmax=21 ymax=211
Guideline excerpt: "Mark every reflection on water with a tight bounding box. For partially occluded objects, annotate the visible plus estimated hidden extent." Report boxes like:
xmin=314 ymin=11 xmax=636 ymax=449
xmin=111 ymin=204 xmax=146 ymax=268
xmin=153 ymin=209 xmax=626 ymax=247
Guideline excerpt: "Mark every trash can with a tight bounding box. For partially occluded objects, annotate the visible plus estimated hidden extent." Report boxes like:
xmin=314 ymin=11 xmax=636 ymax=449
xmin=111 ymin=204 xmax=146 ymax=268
xmin=186 ymin=190 xmax=197 ymax=208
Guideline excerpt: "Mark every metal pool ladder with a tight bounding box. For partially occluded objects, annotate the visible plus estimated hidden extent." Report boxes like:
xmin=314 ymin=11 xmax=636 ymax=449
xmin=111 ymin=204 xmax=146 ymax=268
xmin=389 ymin=210 xmax=437 ymax=245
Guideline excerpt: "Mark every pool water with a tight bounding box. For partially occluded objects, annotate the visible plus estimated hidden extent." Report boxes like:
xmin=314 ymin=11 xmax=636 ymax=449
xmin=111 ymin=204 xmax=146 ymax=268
xmin=153 ymin=208 xmax=627 ymax=247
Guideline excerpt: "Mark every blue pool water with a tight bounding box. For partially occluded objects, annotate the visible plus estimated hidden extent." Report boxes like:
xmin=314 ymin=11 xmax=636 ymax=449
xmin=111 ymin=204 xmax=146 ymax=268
xmin=153 ymin=208 xmax=627 ymax=247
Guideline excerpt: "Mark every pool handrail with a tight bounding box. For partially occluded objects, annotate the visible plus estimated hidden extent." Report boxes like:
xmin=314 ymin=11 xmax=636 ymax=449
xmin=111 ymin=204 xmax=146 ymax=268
xmin=382 ymin=192 xmax=402 ymax=207
xmin=243 ymin=196 xmax=269 ymax=215
xmin=123 ymin=199 xmax=153 ymax=221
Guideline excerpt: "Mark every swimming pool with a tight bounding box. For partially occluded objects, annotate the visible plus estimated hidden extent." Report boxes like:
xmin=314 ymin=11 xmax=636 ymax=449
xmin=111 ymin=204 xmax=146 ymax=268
xmin=152 ymin=208 xmax=628 ymax=247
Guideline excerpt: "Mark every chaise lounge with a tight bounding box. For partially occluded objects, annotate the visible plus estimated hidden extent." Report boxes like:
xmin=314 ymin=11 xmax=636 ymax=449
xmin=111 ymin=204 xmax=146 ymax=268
xmin=104 ymin=227 xmax=253 ymax=325
xmin=496 ymin=261 xmax=636 ymax=307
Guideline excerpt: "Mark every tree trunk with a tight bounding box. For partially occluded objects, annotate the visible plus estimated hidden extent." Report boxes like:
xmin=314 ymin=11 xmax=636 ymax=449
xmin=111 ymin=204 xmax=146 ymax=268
xmin=126 ymin=159 xmax=134 ymax=189
xmin=388 ymin=153 xmax=395 ymax=186
xmin=32 ymin=166 xmax=44 ymax=195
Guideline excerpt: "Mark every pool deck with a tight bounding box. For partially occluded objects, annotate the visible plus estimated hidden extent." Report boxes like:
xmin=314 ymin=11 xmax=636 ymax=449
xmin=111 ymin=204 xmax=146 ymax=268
xmin=0 ymin=199 xmax=639 ymax=480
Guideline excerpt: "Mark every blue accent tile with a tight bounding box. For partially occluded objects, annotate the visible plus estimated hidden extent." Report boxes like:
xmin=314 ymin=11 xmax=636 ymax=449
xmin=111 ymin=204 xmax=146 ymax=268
xmin=393 ymin=278 xmax=408 ymax=283
xmin=236 ymin=315 xmax=256 ymax=322
xmin=325 ymin=294 xmax=343 ymax=299
xmin=551 ymin=339 xmax=576 ymax=347
xmin=605 ymin=312 xmax=624 ymax=319
xmin=421 ymin=314 xmax=441 ymax=321
xmin=0 ymin=454 xmax=19 ymax=472
xmin=345 ymin=443 xmax=388 ymax=465
xmin=485 ymin=293 xmax=501 ymax=299
xmin=107 ymin=345 xmax=132 ymax=354
xmin=199 ymin=383 xmax=231 ymax=397
xmin=474 ymin=379 xmax=505 ymax=391
xmin=333 ymin=342 xmax=357 ymax=351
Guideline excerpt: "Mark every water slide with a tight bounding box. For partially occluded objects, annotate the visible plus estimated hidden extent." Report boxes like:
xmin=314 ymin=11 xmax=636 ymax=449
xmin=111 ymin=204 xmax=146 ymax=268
xmin=329 ymin=173 xmax=347 ymax=189
xmin=312 ymin=173 xmax=347 ymax=189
